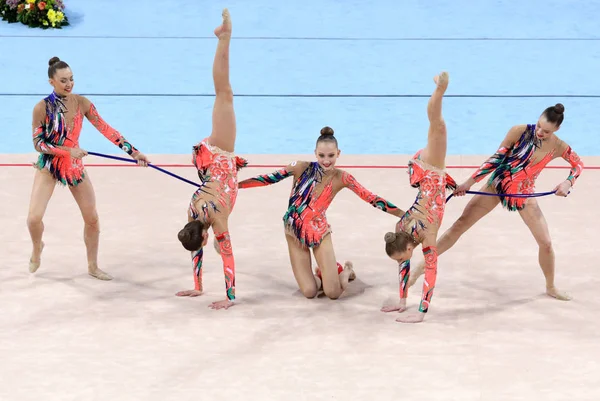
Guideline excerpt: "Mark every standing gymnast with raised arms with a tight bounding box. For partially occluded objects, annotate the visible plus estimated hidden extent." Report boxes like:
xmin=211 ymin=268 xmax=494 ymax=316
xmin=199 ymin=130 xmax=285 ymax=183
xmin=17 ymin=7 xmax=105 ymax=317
xmin=28 ymin=56 xmax=149 ymax=281
xmin=407 ymin=103 xmax=583 ymax=301
xmin=238 ymin=126 xmax=404 ymax=300
xmin=176 ymin=9 xmax=248 ymax=310
xmin=381 ymin=71 xmax=455 ymax=323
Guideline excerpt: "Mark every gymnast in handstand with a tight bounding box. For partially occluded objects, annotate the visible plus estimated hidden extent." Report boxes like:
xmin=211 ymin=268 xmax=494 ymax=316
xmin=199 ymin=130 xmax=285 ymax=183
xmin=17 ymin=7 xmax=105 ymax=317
xmin=238 ymin=126 xmax=404 ymax=300
xmin=381 ymin=72 xmax=454 ymax=323
xmin=407 ymin=103 xmax=583 ymax=301
xmin=28 ymin=56 xmax=148 ymax=280
xmin=176 ymin=9 xmax=248 ymax=310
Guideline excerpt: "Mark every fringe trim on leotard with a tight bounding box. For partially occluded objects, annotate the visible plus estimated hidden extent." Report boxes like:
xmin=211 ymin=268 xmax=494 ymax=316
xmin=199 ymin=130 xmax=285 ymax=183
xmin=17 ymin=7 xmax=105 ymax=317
xmin=283 ymin=162 xmax=327 ymax=248
xmin=488 ymin=125 xmax=540 ymax=211
xmin=33 ymin=92 xmax=85 ymax=186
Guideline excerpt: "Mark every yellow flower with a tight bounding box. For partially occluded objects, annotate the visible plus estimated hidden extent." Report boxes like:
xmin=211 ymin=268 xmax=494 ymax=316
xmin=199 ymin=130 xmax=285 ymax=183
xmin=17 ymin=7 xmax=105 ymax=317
xmin=26 ymin=0 xmax=35 ymax=3
xmin=55 ymin=11 xmax=64 ymax=22
xmin=43 ymin=20 xmax=49 ymax=26
xmin=47 ymin=8 xmax=56 ymax=22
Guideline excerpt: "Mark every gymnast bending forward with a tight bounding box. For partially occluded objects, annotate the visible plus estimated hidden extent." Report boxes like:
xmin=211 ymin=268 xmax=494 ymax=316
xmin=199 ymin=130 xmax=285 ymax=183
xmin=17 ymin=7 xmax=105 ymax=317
xmin=381 ymin=72 xmax=455 ymax=323
xmin=176 ymin=9 xmax=248 ymax=310
xmin=407 ymin=103 xmax=583 ymax=301
xmin=238 ymin=127 xmax=404 ymax=300
xmin=28 ymin=56 xmax=149 ymax=281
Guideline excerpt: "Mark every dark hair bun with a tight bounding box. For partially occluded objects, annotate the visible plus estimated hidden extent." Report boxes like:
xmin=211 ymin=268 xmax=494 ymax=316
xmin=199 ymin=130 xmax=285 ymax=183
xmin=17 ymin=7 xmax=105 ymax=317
xmin=384 ymin=232 xmax=397 ymax=243
xmin=554 ymin=103 xmax=565 ymax=114
xmin=320 ymin=126 xmax=334 ymax=137
xmin=178 ymin=230 xmax=190 ymax=242
xmin=48 ymin=57 xmax=61 ymax=66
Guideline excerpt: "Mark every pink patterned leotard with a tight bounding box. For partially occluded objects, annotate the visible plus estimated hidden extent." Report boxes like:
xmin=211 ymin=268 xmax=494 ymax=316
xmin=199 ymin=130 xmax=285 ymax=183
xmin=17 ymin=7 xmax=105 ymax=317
xmin=395 ymin=150 xmax=457 ymax=314
xmin=186 ymin=137 xmax=248 ymax=302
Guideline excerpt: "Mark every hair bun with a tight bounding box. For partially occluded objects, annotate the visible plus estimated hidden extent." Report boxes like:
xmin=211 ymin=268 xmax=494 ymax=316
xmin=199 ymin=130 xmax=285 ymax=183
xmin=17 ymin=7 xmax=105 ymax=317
xmin=320 ymin=126 xmax=334 ymax=137
xmin=554 ymin=103 xmax=565 ymax=114
xmin=48 ymin=56 xmax=61 ymax=66
xmin=384 ymin=232 xmax=397 ymax=244
xmin=178 ymin=230 xmax=190 ymax=242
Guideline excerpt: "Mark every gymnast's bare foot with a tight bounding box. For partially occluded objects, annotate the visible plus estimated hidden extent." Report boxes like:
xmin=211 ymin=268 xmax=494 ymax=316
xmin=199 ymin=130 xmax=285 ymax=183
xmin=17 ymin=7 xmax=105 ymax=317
xmin=396 ymin=311 xmax=425 ymax=324
xmin=176 ymin=289 xmax=203 ymax=297
xmin=29 ymin=241 xmax=45 ymax=273
xmin=88 ymin=263 xmax=113 ymax=281
xmin=434 ymin=71 xmax=449 ymax=91
xmin=214 ymin=8 xmax=232 ymax=39
xmin=381 ymin=298 xmax=407 ymax=313
xmin=546 ymin=286 xmax=572 ymax=301
xmin=209 ymin=299 xmax=234 ymax=310
xmin=344 ymin=261 xmax=356 ymax=281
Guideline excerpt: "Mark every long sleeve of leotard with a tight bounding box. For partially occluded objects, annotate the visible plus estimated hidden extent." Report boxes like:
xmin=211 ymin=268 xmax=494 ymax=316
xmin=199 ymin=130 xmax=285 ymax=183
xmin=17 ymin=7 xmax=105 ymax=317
xmin=214 ymin=230 xmax=236 ymax=301
xmin=191 ymin=248 xmax=204 ymax=292
xmin=470 ymin=146 xmax=510 ymax=183
xmin=31 ymin=103 xmax=71 ymax=157
xmin=562 ymin=146 xmax=584 ymax=186
xmin=238 ymin=167 xmax=292 ymax=189
xmin=397 ymin=246 xmax=438 ymax=313
xmin=82 ymin=98 xmax=139 ymax=156
xmin=341 ymin=172 xmax=404 ymax=217
xmin=418 ymin=246 xmax=438 ymax=313
xmin=398 ymin=260 xmax=410 ymax=299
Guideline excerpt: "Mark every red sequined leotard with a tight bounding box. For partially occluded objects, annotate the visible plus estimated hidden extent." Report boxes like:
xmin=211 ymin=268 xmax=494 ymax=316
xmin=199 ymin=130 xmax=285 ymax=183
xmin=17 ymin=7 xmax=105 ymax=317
xmin=32 ymin=92 xmax=140 ymax=186
xmin=238 ymin=161 xmax=403 ymax=248
xmin=470 ymin=124 xmax=583 ymax=211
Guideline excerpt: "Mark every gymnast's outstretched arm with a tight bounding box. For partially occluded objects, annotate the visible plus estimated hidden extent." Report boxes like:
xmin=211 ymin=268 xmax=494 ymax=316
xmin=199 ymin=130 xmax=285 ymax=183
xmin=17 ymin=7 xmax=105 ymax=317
xmin=238 ymin=161 xmax=301 ymax=189
xmin=341 ymin=171 xmax=405 ymax=217
xmin=79 ymin=96 xmax=147 ymax=166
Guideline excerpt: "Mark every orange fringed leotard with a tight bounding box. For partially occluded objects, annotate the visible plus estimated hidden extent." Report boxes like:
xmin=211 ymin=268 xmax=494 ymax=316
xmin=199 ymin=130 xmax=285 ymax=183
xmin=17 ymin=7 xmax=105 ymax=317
xmin=32 ymin=92 xmax=140 ymax=186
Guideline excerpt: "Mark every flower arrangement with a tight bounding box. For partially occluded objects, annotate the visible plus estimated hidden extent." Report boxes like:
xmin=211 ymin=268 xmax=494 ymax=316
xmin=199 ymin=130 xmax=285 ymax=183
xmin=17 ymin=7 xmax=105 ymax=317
xmin=0 ymin=0 xmax=68 ymax=29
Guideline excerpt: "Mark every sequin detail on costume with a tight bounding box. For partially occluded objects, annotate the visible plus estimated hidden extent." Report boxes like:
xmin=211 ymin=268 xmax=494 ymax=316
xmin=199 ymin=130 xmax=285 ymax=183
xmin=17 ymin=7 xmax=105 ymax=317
xmin=563 ymin=146 xmax=583 ymax=185
xmin=190 ymin=138 xmax=248 ymax=214
xmin=398 ymin=260 xmax=410 ymax=298
xmin=32 ymin=94 xmax=141 ymax=187
xmin=86 ymin=104 xmax=138 ymax=155
xmin=33 ymin=92 xmax=85 ymax=186
xmin=283 ymin=162 xmax=327 ymax=247
xmin=418 ymin=246 xmax=438 ymax=313
xmin=396 ymin=150 xmax=456 ymax=243
xmin=192 ymin=248 xmax=204 ymax=292
xmin=215 ymin=231 xmax=235 ymax=301
xmin=238 ymin=168 xmax=292 ymax=188
xmin=341 ymin=172 xmax=400 ymax=212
